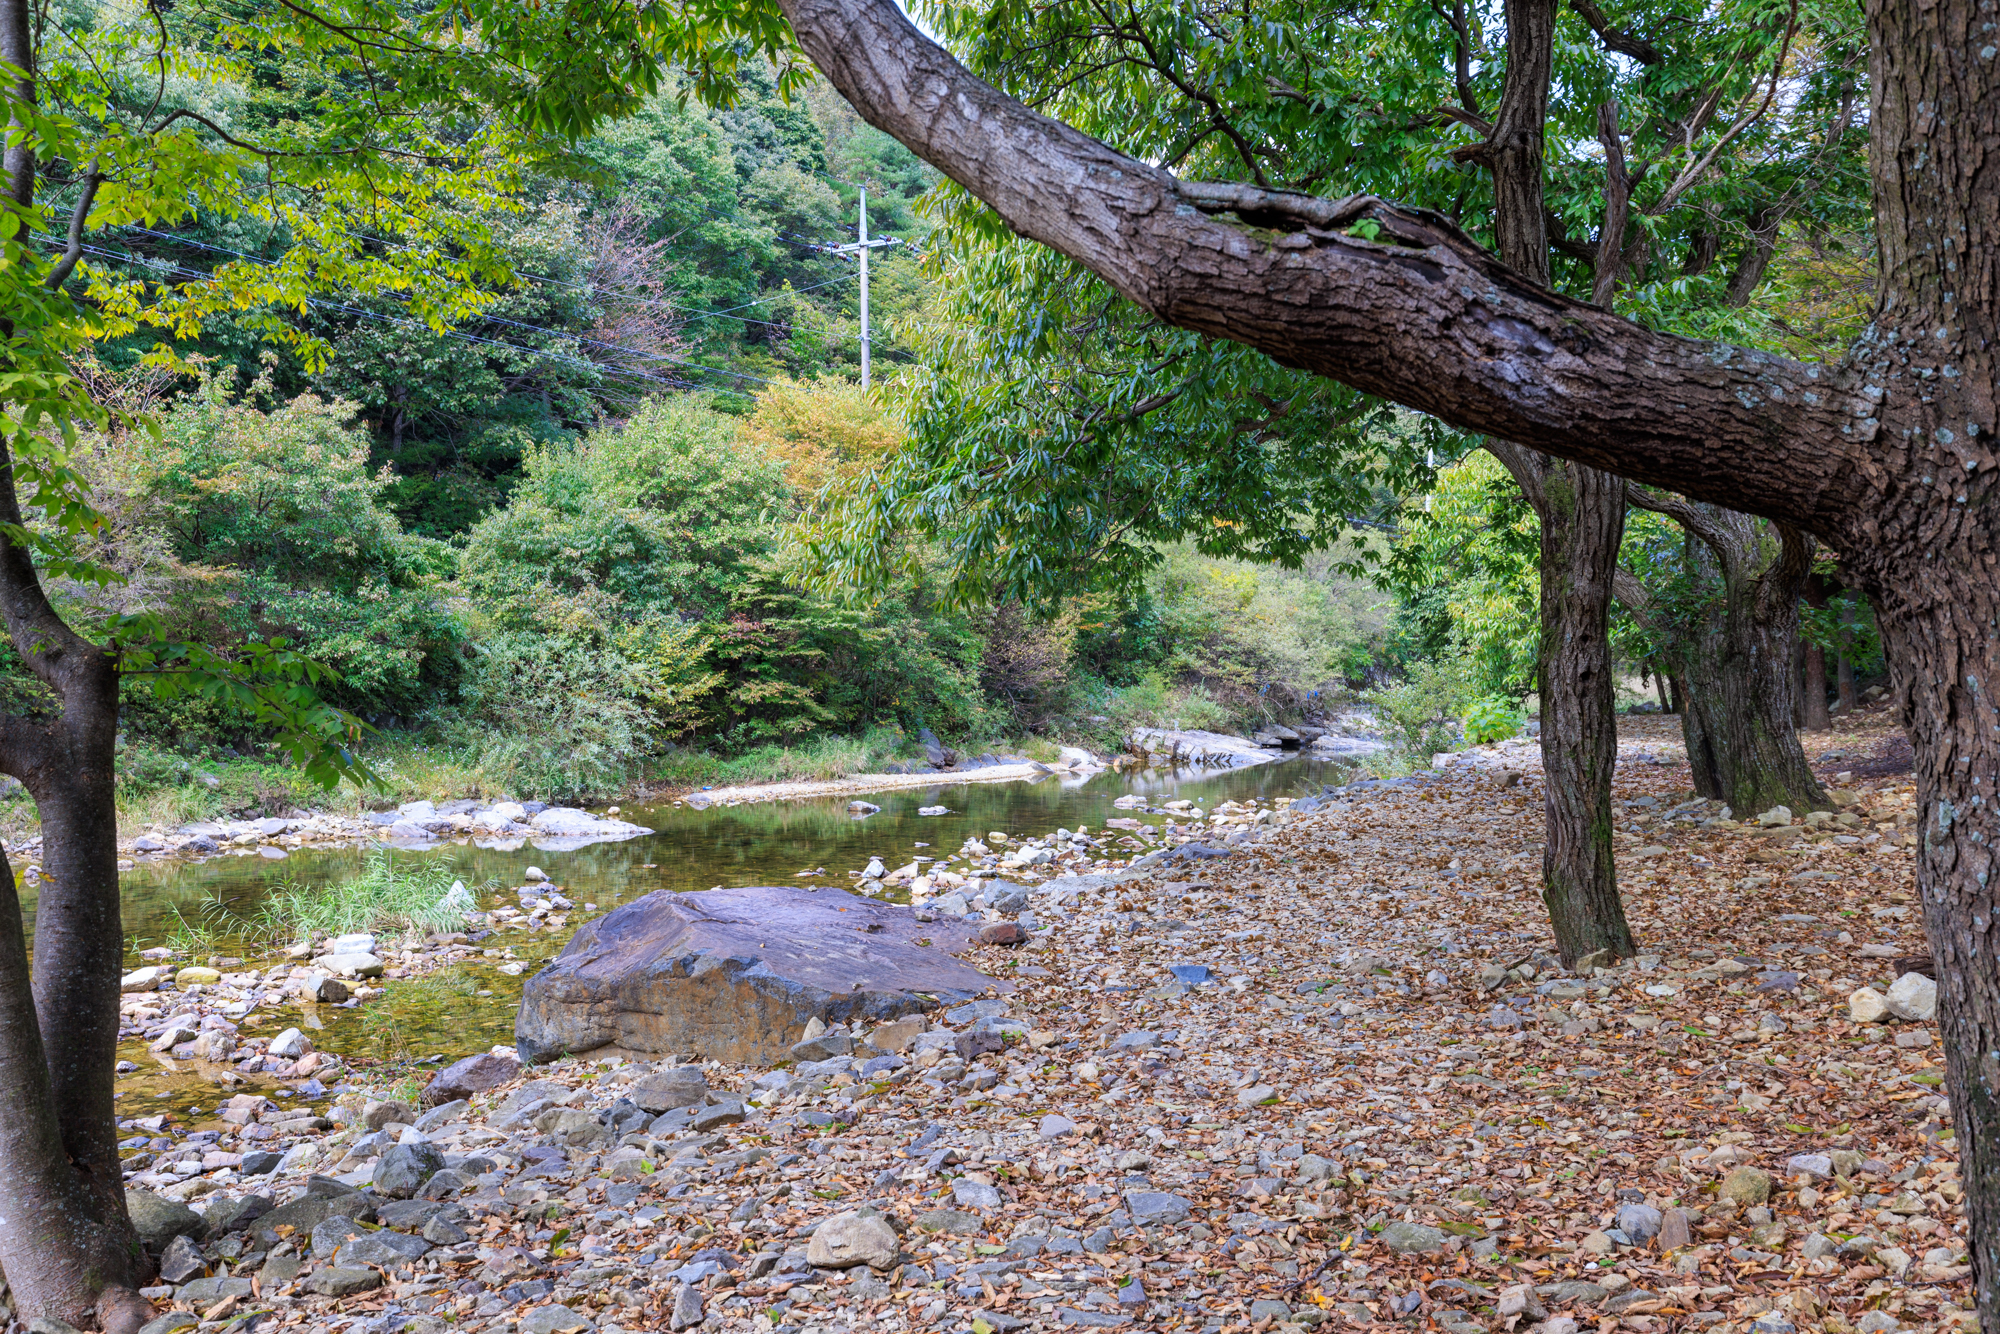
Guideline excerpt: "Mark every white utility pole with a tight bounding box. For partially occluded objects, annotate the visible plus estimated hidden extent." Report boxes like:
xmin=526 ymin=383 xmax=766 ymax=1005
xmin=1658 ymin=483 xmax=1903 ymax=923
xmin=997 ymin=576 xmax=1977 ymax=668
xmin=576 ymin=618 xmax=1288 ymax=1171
xmin=826 ymin=188 xmax=897 ymax=388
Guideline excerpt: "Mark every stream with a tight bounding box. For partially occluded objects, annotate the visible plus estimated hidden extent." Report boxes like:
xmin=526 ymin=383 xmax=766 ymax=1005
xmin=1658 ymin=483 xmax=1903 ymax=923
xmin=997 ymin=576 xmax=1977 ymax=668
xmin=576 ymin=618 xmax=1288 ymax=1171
xmin=92 ymin=753 xmax=1365 ymax=1117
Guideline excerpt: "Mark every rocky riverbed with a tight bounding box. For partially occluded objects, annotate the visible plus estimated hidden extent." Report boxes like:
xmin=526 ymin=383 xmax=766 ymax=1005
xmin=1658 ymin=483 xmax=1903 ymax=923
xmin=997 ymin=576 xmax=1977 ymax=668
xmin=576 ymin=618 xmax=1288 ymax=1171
xmin=87 ymin=712 xmax=1966 ymax=1334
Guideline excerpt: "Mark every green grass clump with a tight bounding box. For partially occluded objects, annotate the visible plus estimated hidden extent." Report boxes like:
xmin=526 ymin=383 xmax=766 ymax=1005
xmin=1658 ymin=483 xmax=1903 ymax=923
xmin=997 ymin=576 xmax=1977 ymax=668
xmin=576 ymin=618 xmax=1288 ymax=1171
xmin=257 ymin=851 xmax=482 ymax=942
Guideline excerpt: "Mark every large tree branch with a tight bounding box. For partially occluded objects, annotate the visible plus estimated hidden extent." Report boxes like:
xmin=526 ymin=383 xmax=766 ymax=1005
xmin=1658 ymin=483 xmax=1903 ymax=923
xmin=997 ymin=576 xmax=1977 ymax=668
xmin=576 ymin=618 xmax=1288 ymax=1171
xmin=1612 ymin=567 xmax=1658 ymax=630
xmin=775 ymin=0 xmax=1873 ymax=543
xmin=1566 ymin=0 xmax=1663 ymax=64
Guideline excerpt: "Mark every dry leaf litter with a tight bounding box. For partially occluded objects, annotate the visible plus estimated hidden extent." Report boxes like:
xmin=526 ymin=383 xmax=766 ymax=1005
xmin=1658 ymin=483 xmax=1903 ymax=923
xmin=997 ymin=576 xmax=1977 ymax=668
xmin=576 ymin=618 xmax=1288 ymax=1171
xmin=104 ymin=712 xmax=1965 ymax=1334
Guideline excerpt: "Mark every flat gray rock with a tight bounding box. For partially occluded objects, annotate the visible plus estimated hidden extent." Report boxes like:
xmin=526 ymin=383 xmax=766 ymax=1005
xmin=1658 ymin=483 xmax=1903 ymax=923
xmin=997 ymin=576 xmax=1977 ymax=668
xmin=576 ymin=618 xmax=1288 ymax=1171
xmin=516 ymin=885 xmax=998 ymax=1065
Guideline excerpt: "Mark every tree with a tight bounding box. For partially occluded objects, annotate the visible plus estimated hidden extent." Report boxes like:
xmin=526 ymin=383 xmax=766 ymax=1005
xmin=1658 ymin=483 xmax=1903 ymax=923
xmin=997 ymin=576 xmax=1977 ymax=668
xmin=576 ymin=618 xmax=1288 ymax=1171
xmin=705 ymin=0 xmax=2000 ymax=1314
xmin=0 ymin=0 xmax=667 ymax=1316
xmin=1614 ymin=497 xmax=1829 ymax=813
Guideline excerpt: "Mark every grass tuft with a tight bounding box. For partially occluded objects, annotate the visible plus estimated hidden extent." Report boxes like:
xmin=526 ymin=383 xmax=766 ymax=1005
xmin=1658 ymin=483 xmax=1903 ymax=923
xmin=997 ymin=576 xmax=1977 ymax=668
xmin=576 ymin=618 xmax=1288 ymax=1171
xmin=255 ymin=850 xmax=483 ymax=943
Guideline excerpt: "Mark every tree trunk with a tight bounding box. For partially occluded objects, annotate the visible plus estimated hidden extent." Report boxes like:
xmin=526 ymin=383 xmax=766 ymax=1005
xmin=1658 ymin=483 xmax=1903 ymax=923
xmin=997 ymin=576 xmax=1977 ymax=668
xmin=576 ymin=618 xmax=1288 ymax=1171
xmin=1803 ymin=575 xmax=1833 ymax=731
xmin=1675 ymin=594 xmax=1828 ymax=814
xmin=1621 ymin=498 xmax=1827 ymax=814
xmin=0 ymin=437 xmax=148 ymax=1327
xmin=1479 ymin=0 xmax=1632 ymax=971
xmin=1531 ymin=466 xmax=1634 ymax=966
xmin=1836 ymin=598 xmax=1859 ymax=712
xmin=1803 ymin=643 xmax=1831 ymax=730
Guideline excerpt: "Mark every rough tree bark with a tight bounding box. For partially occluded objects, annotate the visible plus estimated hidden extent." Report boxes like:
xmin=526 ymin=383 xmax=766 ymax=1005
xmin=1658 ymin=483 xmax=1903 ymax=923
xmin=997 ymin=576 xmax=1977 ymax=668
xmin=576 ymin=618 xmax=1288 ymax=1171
xmin=1613 ymin=499 xmax=1829 ymax=815
xmin=1803 ymin=574 xmax=1833 ymax=731
xmin=1479 ymin=0 xmax=1635 ymax=970
xmin=766 ymin=0 xmax=2000 ymax=1316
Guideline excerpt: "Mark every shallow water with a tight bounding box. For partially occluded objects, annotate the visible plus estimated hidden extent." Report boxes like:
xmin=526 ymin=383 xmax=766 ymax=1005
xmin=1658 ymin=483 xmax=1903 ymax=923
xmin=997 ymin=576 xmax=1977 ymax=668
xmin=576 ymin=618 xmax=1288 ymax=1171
xmin=97 ymin=754 xmax=1362 ymax=1116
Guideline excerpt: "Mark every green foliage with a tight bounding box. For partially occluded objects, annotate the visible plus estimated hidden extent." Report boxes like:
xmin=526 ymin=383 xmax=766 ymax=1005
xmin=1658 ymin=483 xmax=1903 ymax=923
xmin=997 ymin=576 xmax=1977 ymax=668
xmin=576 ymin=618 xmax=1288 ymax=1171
xmin=458 ymin=396 xmax=785 ymax=627
xmin=1463 ymin=697 xmax=1526 ymax=746
xmin=1365 ymin=658 xmax=1475 ymax=763
xmin=1382 ymin=451 xmax=1539 ymax=698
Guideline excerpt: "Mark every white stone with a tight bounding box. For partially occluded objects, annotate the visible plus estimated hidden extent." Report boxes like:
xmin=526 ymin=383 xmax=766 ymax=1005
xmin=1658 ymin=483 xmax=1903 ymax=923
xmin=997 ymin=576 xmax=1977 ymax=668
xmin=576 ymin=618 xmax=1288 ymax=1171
xmin=1886 ymin=972 xmax=1938 ymax=1021
xmin=328 ymin=932 xmax=377 ymax=955
xmin=322 ymin=952 xmax=385 ymax=978
xmin=1757 ymin=805 xmax=1794 ymax=827
xmin=1849 ymin=987 xmax=1890 ymax=1023
xmin=121 ymin=966 xmax=168 ymax=993
xmin=268 ymin=1027 xmax=312 ymax=1059
xmin=524 ymin=866 xmax=547 ymax=881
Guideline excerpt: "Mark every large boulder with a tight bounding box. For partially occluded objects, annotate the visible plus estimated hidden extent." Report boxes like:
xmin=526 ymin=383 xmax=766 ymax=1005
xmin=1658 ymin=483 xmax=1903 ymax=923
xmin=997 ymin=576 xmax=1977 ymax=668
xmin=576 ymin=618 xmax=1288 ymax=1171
xmin=125 ymin=1190 xmax=203 ymax=1251
xmin=516 ymin=884 xmax=996 ymax=1066
xmin=527 ymin=807 xmax=653 ymax=851
xmin=1126 ymin=728 xmax=1282 ymax=769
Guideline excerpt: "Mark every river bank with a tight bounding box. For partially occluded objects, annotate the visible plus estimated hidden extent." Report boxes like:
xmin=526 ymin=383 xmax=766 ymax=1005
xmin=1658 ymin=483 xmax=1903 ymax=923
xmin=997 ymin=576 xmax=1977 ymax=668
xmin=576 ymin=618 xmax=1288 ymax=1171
xmin=104 ymin=711 xmax=1963 ymax=1334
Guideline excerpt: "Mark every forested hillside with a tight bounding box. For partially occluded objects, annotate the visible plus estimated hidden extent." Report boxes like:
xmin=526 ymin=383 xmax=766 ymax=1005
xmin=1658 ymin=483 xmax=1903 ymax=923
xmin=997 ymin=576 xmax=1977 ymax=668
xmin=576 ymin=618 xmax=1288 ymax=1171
xmin=44 ymin=63 xmax=1389 ymax=814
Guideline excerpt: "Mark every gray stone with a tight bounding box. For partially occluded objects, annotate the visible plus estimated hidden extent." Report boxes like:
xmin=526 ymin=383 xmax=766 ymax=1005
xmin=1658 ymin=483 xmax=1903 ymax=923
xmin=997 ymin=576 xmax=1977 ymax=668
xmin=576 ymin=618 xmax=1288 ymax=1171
xmin=669 ymin=1283 xmax=705 ymax=1332
xmin=310 ymin=1215 xmax=364 ymax=1257
xmin=304 ymin=1267 xmax=382 ymax=1297
xmin=365 ymin=1099 xmax=418 ymax=1131
xmin=1249 ymin=1300 xmax=1292 ymax=1321
xmin=520 ymin=1306 xmax=592 ymax=1334
xmin=1084 ymin=1226 xmax=1117 ymax=1253
xmin=790 ymin=1029 xmax=855 ymax=1062
xmin=1802 ymin=1233 xmax=1841 ymax=1260
xmin=805 ymin=1209 xmax=901 ymax=1270
xmin=423 ymin=1213 xmax=471 ymax=1244
xmin=1605 ymin=1291 xmax=1663 ymax=1317
xmin=954 ymin=1179 xmax=1004 ymax=1209
xmin=423 ymin=1050 xmax=521 ymax=1105
xmin=1057 ymin=1309 xmax=1132 ymax=1328
xmin=1038 ymin=1114 xmax=1078 ymax=1138
xmin=1378 ymin=1221 xmax=1447 ymax=1254
xmin=124 ymin=1189 xmax=203 ymax=1250
xmin=138 ymin=1316 xmax=200 ymax=1334
xmin=914 ymin=1208 xmax=982 ymax=1234
xmin=259 ymin=1252 xmax=302 ymax=1286
xmin=630 ymin=1067 xmax=709 ymax=1113
xmin=515 ymin=884 xmax=992 ymax=1065
xmin=176 ymin=1277 xmax=252 ymax=1304
xmin=374 ymin=1141 xmax=447 ymax=1198
xmin=1547 ymin=1281 xmax=1609 ymax=1306
xmin=414 ymin=1099 xmax=469 ymax=1133
xmin=1297 ymin=1154 xmax=1339 ymax=1181
xmin=1125 ymin=1191 xmax=1191 ymax=1226
xmin=1786 ymin=1153 xmax=1835 ymax=1179
xmin=334 ymin=1230 xmax=433 ymax=1267
xmin=691 ymin=1100 xmax=748 ymax=1132
xmin=157 ymin=1232 xmax=207 ymax=1283
xmin=1615 ymin=1201 xmax=1663 ymax=1245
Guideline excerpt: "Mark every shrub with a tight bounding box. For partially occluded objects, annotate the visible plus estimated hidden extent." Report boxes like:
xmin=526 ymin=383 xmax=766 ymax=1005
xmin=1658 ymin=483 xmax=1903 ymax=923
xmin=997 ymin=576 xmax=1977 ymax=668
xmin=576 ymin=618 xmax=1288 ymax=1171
xmin=1365 ymin=657 xmax=1475 ymax=760
xmin=1463 ymin=696 xmax=1525 ymax=745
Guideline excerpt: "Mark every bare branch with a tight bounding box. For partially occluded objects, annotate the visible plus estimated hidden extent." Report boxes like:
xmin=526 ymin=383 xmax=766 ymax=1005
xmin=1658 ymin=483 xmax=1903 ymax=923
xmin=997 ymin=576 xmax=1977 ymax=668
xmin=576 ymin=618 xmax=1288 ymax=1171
xmin=1567 ymin=0 xmax=1663 ymax=64
xmin=1592 ymin=99 xmax=1631 ymax=307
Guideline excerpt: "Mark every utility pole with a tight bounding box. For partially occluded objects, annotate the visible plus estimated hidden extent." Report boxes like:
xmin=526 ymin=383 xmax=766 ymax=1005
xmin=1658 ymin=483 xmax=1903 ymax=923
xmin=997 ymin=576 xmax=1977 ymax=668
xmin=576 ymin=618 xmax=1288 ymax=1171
xmin=827 ymin=188 xmax=897 ymax=388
